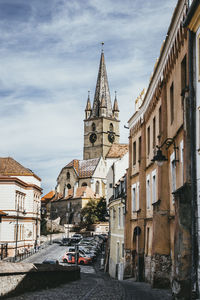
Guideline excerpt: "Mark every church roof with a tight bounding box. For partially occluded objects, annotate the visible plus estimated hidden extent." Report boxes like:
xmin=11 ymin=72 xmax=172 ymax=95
xmin=106 ymin=144 xmax=128 ymax=158
xmin=65 ymin=158 xmax=100 ymax=178
xmin=41 ymin=190 xmax=55 ymax=202
xmin=113 ymin=97 xmax=119 ymax=112
xmin=91 ymin=51 xmax=113 ymax=118
xmin=0 ymin=157 xmax=41 ymax=180
xmin=85 ymin=94 xmax=92 ymax=111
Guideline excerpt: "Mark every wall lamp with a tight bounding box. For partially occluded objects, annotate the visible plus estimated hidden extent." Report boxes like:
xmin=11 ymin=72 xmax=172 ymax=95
xmin=151 ymin=138 xmax=179 ymax=167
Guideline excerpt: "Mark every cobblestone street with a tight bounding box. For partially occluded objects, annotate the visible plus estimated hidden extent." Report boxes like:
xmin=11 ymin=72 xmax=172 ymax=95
xmin=6 ymin=244 xmax=173 ymax=300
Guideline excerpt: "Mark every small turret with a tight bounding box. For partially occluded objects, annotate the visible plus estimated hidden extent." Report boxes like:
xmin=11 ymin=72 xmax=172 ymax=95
xmin=85 ymin=91 xmax=92 ymax=119
xmin=113 ymin=91 xmax=119 ymax=119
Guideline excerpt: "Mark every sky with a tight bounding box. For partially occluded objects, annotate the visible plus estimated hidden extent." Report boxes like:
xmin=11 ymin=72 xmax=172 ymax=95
xmin=0 ymin=0 xmax=178 ymax=195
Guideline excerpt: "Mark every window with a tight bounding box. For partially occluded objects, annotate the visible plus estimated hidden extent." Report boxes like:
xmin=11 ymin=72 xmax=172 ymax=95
xmin=118 ymin=207 xmax=121 ymax=228
xmin=109 ymin=183 xmax=112 ymax=188
xmin=180 ymin=140 xmax=184 ymax=185
xmin=67 ymin=184 xmax=71 ymax=189
xmin=199 ymin=107 xmax=200 ymax=150
xmin=146 ymin=227 xmax=150 ymax=256
xmin=137 ymin=182 xmax=140 ymax=210
xmin=132 ymin=185 xmax=136 ymax=212
xmin=181 ymin=55 xmax=187 ymax=92
xmin=198 ymin=35 xmax=200 ymax=80
xmin=113 ymin=208 xmax=116 ymax=219
xmin=170 ymin=152 xmax=176 ymax=202
xmin=92 ymin=123 xmax=96 ymax=131
xmin=122 ymin=206 xmax=125 ymax=227
xmin=138 ymin=136 xmax=142 ymax=162
xmin=152 ymin=170 xmax=157 ymax=203
xmin=147 ymin=126 xmax=150 ymax=155
xmin=133 ymin=141 xmax=136 ymax=165
xmin=122 ymin=243 xmax=124 ymax=258
xmin=170 ymin=83 xmax=174 ymax=124
xmin=95 ymin=181 xmax=100 ymax=194
xmin=159 ymin=106 xmax=162 ymax=136
xmin=117 ymin=242 xmax=120 ymax=263
xmin=81 ymin=182 xmax=87 ymax=187
xmin=153 ymin=117 xmax=156 ymax=148
xmin=146 ymin=177 xmax=150 ymax=209
xmin=109 ymin=123 xmax=114 ymax=132
xmin=67 ymin=172 xmax=70 ymax=180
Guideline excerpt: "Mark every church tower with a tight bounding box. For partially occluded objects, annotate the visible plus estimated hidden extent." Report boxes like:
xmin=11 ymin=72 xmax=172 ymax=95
xmin=83 ymin=46 xmax=120 ymax=160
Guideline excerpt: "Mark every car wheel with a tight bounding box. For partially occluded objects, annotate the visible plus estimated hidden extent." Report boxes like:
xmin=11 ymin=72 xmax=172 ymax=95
xmin=79 ymin=260 xmax=84 ymax=265
xmin=63 ymin=259 xmax=68 ymax=263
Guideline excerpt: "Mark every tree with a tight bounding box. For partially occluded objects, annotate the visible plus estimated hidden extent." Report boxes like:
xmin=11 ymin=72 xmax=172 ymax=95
xmin=81 ymin=197 xmax=107 ymax=226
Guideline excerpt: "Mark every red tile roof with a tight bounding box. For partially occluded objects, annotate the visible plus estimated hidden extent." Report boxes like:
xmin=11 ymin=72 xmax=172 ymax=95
xmin=0 ymin=157 xmax=41 ymax=180
xmin=0 ymin=210 xmax=7 ymax=216
xmin=106 ymin=144 xmax=128 ymax=158
xmin=41 ymin=190 xmax=55 ymax=202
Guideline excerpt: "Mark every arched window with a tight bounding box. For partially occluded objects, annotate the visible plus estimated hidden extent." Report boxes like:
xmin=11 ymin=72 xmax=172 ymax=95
xmin=109 ymin=123 xmax=114 ymax=132
xmin=67 ymin=184 xmax=71 ymax=189
xmin=95 ymin=181 xmax=100 ymax=194
xmin=92 ymin=123 xmax=96 ymax=132
xmin=82 ymin=182 xmax=87 ymax=187
xmin=67 ymin=172 xmax=70 ymax=180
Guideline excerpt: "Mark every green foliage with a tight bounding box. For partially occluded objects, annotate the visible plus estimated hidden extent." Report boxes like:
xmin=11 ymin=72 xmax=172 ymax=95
xmin=81 ymin=197 xmax=107 ymax=226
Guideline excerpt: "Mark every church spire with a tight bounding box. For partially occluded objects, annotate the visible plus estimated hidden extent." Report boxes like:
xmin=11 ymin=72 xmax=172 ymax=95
xmin=85 ymin=91 xmax=92 ymax=119
xmin=91 ymin=44 xmax=113 ymax=118
xmin=113 ymin=91 xmax=119 ymax=119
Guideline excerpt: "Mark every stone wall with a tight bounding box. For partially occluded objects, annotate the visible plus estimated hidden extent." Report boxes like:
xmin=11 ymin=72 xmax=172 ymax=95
xmin=0 ymin=262 xmax=80 ymax=298
xmin=144 ymin=254 xmax=171 ymax=288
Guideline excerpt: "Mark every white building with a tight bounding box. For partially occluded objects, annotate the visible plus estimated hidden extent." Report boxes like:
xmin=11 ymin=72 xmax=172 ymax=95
xmin=106 ymin=144 xmax=128 ymax=204
xmin=0 ymin=157 xmax=42 ymax=257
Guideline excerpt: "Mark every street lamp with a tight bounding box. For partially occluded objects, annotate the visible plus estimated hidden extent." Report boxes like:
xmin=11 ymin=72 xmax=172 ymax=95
xmin=151 ymin=138 xmax=179 ymax=166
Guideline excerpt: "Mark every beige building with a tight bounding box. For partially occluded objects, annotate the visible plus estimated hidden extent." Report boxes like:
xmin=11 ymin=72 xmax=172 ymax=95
xmin=125 ymin=1 xmax=193 ymax=298
xmin=51 ymin=186 xmax=100 ymax=225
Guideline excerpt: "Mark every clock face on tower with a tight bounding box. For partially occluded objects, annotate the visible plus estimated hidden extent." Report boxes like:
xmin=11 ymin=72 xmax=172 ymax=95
xmin=108 ymin=132 xmax=115 ymax=143
xmin=89 ymin=133 xmax=97 ymax=144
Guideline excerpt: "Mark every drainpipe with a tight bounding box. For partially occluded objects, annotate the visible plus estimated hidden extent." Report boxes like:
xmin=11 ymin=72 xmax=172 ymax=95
xmin=188 ymin=29 xmax=198 ymax=297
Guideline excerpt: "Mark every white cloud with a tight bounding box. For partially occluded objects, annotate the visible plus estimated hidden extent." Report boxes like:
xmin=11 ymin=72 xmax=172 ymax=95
xmin=0 ymin=0 xmax=178 ymax=195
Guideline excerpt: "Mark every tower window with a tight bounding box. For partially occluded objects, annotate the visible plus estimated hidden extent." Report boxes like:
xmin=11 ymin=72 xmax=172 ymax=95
xmin=109 ymin=123 xmax=114 ymax=132
xmin=95 ymin=181 xmax=100 ymax=194
xmin=67 ymin=184 xmax=71 ymax=189
xmin=92 ymin=123 xmax=96 ymax=132
xmin=67 ymin=172 xmax=70 ymax=180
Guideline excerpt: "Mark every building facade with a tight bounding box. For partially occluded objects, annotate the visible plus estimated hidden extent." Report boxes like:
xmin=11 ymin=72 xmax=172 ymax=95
xmin=125 ymin=1 xmax=193 ymax=298
xmin=0 ymin=157 xmax=42 ymax=257
xmin=108 ymin=175 xmax=126 ymax=280
xmin=184 ymin=1 xmax=200 ymax=297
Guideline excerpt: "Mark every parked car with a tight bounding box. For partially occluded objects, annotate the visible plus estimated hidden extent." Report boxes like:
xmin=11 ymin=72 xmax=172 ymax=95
xmin=60 ymin=238 xmax=71 ymax=246
xmin=72 ymin=233 xmax=83 ymax=239
xmin=62 ymin=252 xmax=92 ymax=265
xmin=42 ymin=259 xmax=59 ymax=264
xmin=65 ymin=246 xmax=96 ymax=261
